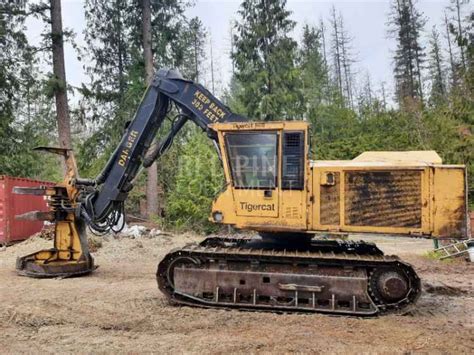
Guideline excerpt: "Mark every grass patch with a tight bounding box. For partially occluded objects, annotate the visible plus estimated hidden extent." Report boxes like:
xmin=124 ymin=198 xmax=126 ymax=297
xmin=424 ymin=250 xmax=454 ymax=263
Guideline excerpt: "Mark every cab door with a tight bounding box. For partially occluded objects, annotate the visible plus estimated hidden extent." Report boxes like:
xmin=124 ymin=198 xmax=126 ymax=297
xmin=224 ymin=131 xmax=279 ymax=218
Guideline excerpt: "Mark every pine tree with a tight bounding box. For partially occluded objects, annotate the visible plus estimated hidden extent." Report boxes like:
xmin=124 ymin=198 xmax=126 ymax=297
xmin=80 ymin=0 xmax=191 ymax=159
xmin=445 ymin=0 xmax=471 ymax=88
xmin=357 ymin=72 xmax=374 ymax=113
xmin=166 ymin=128 xmax=224 ymax=232
xmin=388 ymin=0 xmax=426 ymax=107
xmin=448 ymin=0 xmax=467 ymax=71
xmin=319 ymin=17 xmax=329 ymax=86
xmin=11 ymin=0 xmax=75 ymax=156
xmin=0 ymin=1 xmax=59 ymax=178
xmin=232 ymin=0 xmax=303 ymax=120
xmin=428 ymin=26 xmax=446 ymax=105
xmin=81 ymin=0 xmax=132 ymax=136
xmin=380 ymin=82 xmax=388 ymax=110
xmin=298 ymin=24 xmax=328 ymax=112
xmin=0 ymin=1 xmax=28 ymax=130
xmin=444 ymin=11 xmax=458 ymax=87
xmin=0 ymin=0 xmax=32 ymax=175
xmin=187 ymin=18 xmax=207 ymax=82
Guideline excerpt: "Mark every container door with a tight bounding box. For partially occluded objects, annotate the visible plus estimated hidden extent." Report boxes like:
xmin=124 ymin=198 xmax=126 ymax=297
xmin=432 ymin=166 xmax=468 ymax=238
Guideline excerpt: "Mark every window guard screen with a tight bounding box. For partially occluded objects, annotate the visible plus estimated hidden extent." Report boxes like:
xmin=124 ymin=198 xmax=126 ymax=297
xmin=282 ymin=131 xmax=304 ymax=190
xmin=225 ymin=132 xmax=278 ymax=189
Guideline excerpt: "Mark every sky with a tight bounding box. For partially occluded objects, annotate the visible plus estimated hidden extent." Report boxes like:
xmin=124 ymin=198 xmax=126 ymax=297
xmin=25 ymin=0 xmax=454 ymax=100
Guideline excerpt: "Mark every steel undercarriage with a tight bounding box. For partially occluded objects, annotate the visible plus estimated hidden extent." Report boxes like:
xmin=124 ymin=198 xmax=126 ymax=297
xmin=158 ymin=236 xmax=421 ymax=316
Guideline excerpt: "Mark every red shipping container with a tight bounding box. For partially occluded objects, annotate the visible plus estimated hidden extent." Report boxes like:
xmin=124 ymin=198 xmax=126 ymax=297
xmin=0 ymin=175 xmax=55 ymax=245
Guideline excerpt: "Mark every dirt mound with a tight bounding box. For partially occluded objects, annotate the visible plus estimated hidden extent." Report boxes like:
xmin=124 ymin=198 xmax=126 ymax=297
xmin=423 ymin=281 xmax=469 ymax=296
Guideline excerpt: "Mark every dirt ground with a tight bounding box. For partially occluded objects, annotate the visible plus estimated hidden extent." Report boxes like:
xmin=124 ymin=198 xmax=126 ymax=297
xmin=0 ymin=232 xmax=473 ymax=354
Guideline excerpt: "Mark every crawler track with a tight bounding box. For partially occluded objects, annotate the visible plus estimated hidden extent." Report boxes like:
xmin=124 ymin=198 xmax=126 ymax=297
xmin=157 ymin=237 xmax=421 ymax=316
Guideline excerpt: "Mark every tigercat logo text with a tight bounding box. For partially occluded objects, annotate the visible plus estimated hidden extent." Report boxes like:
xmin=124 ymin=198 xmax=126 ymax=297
xmin=118 ymin=130 xmax=139 ymax=167
xmin=239 ymin=202 xmax=275 ymax=213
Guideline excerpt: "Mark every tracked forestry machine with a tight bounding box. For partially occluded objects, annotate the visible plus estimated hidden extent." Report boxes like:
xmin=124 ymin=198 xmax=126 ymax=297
xmin=15 ymin=69 xmax=469 ymax=316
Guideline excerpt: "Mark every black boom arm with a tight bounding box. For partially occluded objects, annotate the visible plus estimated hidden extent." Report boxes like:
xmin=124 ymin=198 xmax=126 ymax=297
xmin=80 ymin=69 xmax=245 ymax=230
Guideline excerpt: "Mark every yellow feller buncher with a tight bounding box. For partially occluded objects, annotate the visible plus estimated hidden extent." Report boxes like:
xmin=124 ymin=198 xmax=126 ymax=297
xmin=15 ymin=69 xmax=469 ymax=316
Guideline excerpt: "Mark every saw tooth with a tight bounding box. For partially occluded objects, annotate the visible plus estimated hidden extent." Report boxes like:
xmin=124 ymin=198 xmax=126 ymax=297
xmin=15 ymin=211 xmax=55 ymax=222
xmin=13 ymin=186 xmax=48 ymax=195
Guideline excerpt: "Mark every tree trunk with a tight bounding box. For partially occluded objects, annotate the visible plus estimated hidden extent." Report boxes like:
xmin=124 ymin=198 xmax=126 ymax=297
xmin=319 ymin=18 xmax=329 ymax=90
xmin=454 ymin=0 xmax=466 ymax=70
xmin=339 ymin=17 xmax=353 ymax=109
xmin=331 ymin=7 xmax=343 ymax=101
xmin=142 ymin=0 xmax=159 ymax=220
xmin=50 ymin=0 xmax=72 ymax=154
xmin=444 ymin=12 xmax=457 ymax=86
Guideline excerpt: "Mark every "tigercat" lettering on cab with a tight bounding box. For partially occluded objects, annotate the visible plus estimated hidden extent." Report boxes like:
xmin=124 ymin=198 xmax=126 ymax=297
xmin=239 ymin=202 xmax=275 ymax=213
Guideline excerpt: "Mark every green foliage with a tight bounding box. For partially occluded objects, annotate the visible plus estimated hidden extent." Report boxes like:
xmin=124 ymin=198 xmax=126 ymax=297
xmin=78 ymin=0 xmax=199 ymax=175
xmin=299 ymin=24 xmax=328 ymax=111
xmin=171 ymin=17 xmax=207 ymax=81
xmin=428 ymin=26 xmax=447 ymax=105
xmin=165 ymin=129 xmax=224 ymax=233
xmin=388 ymin=0 xmax=426 ymax=105
xmin=2 ymin=0 xmax=473 ymax=235
xmin=0 ymin=0 xmax=58 ymax=181
xmin=232 ymin=0 xmax=304 ymax=120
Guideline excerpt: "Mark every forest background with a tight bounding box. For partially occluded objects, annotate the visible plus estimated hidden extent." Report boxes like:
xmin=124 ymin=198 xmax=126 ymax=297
xmin=1 ymin=0 xmax=472 ymax=232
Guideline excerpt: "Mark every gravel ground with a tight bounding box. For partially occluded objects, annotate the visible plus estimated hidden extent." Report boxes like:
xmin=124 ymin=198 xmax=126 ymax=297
xmin=0 ymin=232 xmax=473 ymax=354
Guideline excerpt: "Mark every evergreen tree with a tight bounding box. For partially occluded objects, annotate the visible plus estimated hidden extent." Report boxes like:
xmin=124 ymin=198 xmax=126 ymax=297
xmin=82 ymin=0 xmax=131 ymax=129
xmin=0 ymin=0 xmax=59 ymax=178
xmin=444 ymin=11 xmax=458 ymax=87
xmin=445 ymin=0 xmax=472 ymax=90
xmin=298 ymin=24 xmax=327 ymax=112
xmin=428 ymin=26 xmax=446 ymax=105
xmin=0 ymin=0 xmax=31 ymax=175
xmin=80 ymin=0 xmax=191 ymax=168
xmin=388 ymin=0 xmax=426 ymax=107
xmin=232 ymin=0 xmax=303 ymax=120
xmin=357 ymin=72 xmax=375 ymax=114
xmin=166 ymin=128 xmax=224 ymax=233
xmin=185 ymin=17 xmax=207 ymax=82
xmin=319 ymin=17 xmax=329 ymax=87
xmin=448 ymin=0 xmax=467 ymax=71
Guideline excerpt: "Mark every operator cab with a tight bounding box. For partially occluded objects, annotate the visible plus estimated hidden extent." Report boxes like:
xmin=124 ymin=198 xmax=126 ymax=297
xmin=210 ymin=121 xmax=310 ymax=234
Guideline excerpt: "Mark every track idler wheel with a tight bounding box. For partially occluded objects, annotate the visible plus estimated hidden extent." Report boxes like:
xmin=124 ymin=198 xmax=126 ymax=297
xmin=369 ymin=266 xmax=416 ymax=307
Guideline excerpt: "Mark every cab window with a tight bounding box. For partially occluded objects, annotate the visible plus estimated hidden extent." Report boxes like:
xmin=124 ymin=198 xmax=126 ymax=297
xmin=225 ymin=132 xmax=278 ymax=189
